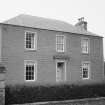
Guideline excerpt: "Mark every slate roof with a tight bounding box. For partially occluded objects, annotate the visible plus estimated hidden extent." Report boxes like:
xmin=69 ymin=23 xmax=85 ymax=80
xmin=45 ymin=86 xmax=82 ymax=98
xmin=2 ymin=14 xmax=101 ymax=37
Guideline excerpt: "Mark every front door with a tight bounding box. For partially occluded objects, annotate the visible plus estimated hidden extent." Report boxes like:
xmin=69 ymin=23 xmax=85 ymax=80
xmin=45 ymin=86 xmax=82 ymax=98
xmin=56 ymin=61 xmax=66 ymax=82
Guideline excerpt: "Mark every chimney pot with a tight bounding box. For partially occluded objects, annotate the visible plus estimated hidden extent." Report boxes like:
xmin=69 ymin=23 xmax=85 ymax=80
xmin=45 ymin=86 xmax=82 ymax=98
xmin=75 ymin=17 xmax=87 ymax=30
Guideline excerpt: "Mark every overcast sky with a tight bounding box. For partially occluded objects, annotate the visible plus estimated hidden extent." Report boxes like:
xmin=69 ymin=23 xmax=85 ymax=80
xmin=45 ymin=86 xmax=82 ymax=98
xmin=0 ymin=0 xmax=105 ymax=58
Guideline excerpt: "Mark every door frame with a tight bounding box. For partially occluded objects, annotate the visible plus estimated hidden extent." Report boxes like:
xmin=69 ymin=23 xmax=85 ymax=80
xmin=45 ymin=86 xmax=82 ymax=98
xmin=56 ymin=60 xmax=66 ymax=82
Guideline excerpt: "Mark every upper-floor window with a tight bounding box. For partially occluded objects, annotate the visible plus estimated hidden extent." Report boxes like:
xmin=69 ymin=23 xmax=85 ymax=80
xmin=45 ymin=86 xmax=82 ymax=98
xmin=56 ymin=35 xmax=65 ymax=52
xmin=82 ymin=62 xmax=90 ymax=79
xmin=25 ymin=31 xmax=37 ymax=50
xmin=81 ymin=38 xmax=89 ymax=54
xmin=24 ymin=60 xmax=37 ymax=81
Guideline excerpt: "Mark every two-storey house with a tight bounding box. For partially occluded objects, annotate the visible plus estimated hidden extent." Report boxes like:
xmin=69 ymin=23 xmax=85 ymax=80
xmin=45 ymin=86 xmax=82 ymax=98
xmin=0 ymin=14 xmax=104 ymax=85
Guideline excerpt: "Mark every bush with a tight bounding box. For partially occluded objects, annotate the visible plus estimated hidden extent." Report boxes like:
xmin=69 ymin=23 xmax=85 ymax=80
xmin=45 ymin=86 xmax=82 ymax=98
xmin=5 ymin=83 xmax=105 ymax=105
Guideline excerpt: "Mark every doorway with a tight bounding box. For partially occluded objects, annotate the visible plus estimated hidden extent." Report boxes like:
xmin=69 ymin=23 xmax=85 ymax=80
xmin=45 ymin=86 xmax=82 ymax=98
xmin=56 ymin=61 xmax=66 ymax=82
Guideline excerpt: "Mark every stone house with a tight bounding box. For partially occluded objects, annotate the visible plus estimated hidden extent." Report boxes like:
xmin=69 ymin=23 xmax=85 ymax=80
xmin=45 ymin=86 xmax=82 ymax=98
xmin=0 ymin=15 xmax=104 ymax=85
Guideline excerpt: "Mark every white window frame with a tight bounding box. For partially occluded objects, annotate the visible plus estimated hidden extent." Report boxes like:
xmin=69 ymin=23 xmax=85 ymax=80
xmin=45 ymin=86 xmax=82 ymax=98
xmin=24 ymin=60 xmax=37 ymax=82
xmin=81 ymin=38 xmax=89 ymax=54
xmin=56 ymin=35 xmax=66 ymax=52
xmin=56 ymin=60 xmax=66 ymax=82
xmin=82 ymin=61 xmax=90 ymax=80
xmin=25 ymin=31 xmax=37 ymax=50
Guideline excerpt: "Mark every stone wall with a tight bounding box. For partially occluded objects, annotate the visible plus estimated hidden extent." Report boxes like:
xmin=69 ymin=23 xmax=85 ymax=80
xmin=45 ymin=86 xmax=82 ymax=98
xmin=14 ymin=97 xmax=105 ymax=105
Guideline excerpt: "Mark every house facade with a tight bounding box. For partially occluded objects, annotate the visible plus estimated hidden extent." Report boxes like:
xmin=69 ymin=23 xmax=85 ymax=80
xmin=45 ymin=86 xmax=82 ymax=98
xmin=0 ymin=15 xmax=104 ymax=85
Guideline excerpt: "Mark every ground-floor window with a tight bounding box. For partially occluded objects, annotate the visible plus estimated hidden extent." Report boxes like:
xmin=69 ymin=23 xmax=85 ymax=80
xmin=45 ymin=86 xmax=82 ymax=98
xmin=82 ymin=61 xmax=90 ymax=79
xmin=56 ymin=60 xmax=66 ymax=82
xmin=24 ymin=60 xmax=37 ymax=81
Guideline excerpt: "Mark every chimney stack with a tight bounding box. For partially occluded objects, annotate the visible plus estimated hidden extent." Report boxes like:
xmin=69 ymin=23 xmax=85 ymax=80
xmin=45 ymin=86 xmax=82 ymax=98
xmin=75 ymin=17 xmax=87 ymax=30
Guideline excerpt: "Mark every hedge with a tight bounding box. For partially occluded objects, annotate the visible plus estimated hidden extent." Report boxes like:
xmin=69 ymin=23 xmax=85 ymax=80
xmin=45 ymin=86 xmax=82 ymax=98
xmin=5 ymin=83 xmax=105 ymax=105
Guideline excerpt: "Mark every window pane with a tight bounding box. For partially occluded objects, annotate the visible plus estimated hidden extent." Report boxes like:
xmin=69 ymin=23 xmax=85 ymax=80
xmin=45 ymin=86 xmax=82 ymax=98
xmin=32 ymin=76 xmax=34 ymax=80
xmin=60 ymin=44 xmax=64 ymax=51
xmin=57 ymin=36 xmax=64 ymax=44
xmin=82 ymin=39 xmax=89 ymax=53
xmin=83 ymin=70 xmax=88 ymax=78
xmin=32 ymin=66 xmax=34 ymax=70
xmin=28 ymin=75 xmax=32 ymax=80
xmin=25 ymin=32 xmax=36 ymax=49
xmin=57 ymin=44 xmax=60 ymax=51
xmin=25 ymin=63 xmax=35 ymax=81
xmin=29 ymin=66 xmax=32 ymax=70
xmin=26 ymin=76 xmax=29 ymax=80
xmin=29 ymin=44 xmax=31 ymax=48
xmin=26 ymin=66 xmax=28 ymax=70
xmin=82 ymin=63 xmax=89 ymax=79
xmin=28 ymin=71 xmax=31 ymax=75
xmin=57 ymin=44 xmax=64 ymax=52
xmin=26 ymin=71 xmax=28 ymax=76
xmin=32 ymin=72 xmax=34 ymax=75
xmin=56 ymin=35 xmax=65 ymax=52
xmin=26 ymin=37 xmax=29 ymax=40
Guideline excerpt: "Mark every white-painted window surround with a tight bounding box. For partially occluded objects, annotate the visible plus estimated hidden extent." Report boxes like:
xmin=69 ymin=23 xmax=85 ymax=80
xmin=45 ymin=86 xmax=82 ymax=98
xmin=25 ymin=31 xmax=37 ymax=50
xmin=24 ymin=60 xmax=37 ymax=81
xmin=56 ymin=35 xmax=65 ymax=52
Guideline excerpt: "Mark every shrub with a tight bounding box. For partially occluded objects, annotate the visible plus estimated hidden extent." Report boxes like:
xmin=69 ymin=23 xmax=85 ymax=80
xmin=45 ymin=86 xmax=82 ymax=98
xmin=5 ymin=83 xmax=105 ymax=105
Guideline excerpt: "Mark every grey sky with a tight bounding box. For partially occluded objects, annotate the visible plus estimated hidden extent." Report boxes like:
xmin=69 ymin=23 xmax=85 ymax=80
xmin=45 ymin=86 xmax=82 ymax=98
xmin=0 ymin=0 xmax=105 ymax=58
